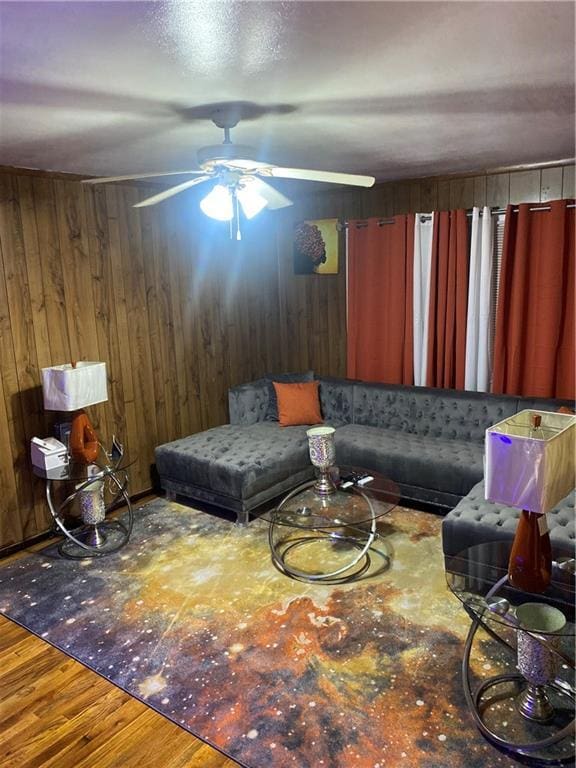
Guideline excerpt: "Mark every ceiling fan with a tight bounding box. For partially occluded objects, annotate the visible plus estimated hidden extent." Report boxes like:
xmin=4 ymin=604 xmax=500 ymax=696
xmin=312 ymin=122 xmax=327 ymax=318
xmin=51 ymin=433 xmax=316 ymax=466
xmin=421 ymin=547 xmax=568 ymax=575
xmin=83 ymin=111 xmax=375 ymax=237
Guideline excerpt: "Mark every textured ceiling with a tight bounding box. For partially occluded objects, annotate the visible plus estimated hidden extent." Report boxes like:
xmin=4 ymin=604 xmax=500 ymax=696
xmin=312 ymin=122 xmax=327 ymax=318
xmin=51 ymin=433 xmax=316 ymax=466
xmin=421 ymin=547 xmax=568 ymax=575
xmin=0 ymin=1 xmax=574 ymax=184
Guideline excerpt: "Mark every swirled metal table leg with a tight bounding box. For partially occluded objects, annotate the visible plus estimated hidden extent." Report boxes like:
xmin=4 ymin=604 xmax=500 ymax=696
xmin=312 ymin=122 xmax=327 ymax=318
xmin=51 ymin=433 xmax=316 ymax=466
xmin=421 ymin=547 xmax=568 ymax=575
xmin=268 ymin=482 xmax=378 ymax=583
xmin=45 ymin=470 xmax=133 ymax=558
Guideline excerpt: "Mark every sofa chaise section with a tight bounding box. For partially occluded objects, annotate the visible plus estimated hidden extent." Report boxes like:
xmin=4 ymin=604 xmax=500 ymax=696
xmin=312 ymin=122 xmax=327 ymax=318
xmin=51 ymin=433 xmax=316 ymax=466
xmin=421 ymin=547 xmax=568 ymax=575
xmin=155 ymin=422 xmax=314 ymax=523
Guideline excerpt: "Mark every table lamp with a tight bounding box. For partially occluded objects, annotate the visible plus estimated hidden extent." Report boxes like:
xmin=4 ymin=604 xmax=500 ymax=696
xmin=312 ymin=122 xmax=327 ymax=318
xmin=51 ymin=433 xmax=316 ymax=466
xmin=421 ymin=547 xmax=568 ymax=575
xmin=485 ymin=409 xmax=576 ymax=593
xmin=41 ymin=362 xmax=108 ymax=464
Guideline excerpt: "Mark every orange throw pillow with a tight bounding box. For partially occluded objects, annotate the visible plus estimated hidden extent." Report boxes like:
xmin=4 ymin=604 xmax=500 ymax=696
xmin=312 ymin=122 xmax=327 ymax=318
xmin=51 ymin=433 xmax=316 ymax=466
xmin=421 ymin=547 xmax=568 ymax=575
xmin=273 ymin=381 xmax=323 ymax=427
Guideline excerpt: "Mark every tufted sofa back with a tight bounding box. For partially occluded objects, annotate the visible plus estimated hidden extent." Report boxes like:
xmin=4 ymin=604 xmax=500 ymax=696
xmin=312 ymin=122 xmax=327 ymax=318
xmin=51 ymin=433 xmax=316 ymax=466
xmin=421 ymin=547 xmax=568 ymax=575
xmin=229 ymin=375 xmax=573 ymax=437
xmin=229 ymin=378 xmax=270 ymax=425
xmin=351 ymin=381 xmax=573 ymax=442
xmin=318 ymin=378 xmax=355 ymax=426
xmin=352 ymin=381 xmax=521 ymax=441
xmin=390 ymin=387 xmax=519 ymax=442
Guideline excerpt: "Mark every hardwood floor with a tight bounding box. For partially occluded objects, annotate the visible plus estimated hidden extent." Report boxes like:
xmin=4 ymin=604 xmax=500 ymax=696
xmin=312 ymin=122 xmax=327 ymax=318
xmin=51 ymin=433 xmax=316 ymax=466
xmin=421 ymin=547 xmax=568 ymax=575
xmin=0 ymin=504 xmax=241 ymax=768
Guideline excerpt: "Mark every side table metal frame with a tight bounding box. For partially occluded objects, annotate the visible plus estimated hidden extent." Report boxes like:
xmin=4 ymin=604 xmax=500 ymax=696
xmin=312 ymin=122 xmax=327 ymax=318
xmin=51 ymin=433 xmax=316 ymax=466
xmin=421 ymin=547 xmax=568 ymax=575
xmin=461 ymin=574 xmax=575 ymax=760
xmin=44 ymin=464 xmax=133 ymax=558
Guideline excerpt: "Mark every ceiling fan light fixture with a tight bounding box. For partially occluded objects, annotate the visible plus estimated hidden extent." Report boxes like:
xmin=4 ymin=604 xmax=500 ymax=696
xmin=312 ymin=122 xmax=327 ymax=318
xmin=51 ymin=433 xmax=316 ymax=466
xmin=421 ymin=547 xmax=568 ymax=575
xmin=237 ymin=186 xmax=267 ymax=219
xmin=200 ymin=184 xmax=233 ymax=221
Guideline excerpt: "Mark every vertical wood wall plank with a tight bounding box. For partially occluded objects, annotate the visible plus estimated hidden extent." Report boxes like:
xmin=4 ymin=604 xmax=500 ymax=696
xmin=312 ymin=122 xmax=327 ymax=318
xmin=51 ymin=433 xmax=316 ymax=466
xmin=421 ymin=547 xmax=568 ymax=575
xmin=540 ymin=167 xmax=563 ymax=201
xmin=31 ymin=177 xmax=71 ymax=366
xmin=437 ymin=180 xmax=451 ymax=210
xmin=486 ymin=173 xmax=510 ymax=208
xmin=472 ymin=176 xmax=487 ymax=208
xmin=509 ymin=170 xmax=541 ymax=204
xmin=0 ymin=174 xmax=46 ymax=537
xmin=170 ymin=199 xmax=203 ymax=435
xmin=14 ymin=176 xmax=52 ymax=532
xmin=562 ymin=166 xmax=575 ymax=198
xmin=16 ymin=177 xmax=51 ymax=372
xmin=162 ymin=201 xmax=193 ymax=439
xmin=53 ymin=180 xmax=100 ymax=364
xmin=116 ymin=187 xmax=158 ymax=477
xmin=0 ymin=189 xmax=24 ymax=546
xmin=449 ymin=177 xmax=475 ymax=210
xmin=0 ymin=368 xmax=21 ymax=546
xmin=393 ymin=183 xmax=410 ymax=214
xmin=83 ymin=185 xmax=126 ymax=452
xmin=420 ymin=180 xmax=438 ymax=212
xmin=409 ymin=183 xmax=421 ymax=213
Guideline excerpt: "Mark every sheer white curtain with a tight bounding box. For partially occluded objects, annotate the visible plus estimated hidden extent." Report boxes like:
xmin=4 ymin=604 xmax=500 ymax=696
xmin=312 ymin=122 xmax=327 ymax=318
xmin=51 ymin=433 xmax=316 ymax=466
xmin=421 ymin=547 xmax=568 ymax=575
xmin=412 ymin=214 xmax=434 ymax=386
xmin=465 ymin=206 xmax=494 ymax=391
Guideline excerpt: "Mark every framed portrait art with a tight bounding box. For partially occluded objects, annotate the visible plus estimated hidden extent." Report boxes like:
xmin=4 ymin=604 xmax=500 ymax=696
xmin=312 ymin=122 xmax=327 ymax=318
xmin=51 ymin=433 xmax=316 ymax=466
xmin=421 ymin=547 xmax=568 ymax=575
xmin=293 ymin=218 xmax=340 ymax=275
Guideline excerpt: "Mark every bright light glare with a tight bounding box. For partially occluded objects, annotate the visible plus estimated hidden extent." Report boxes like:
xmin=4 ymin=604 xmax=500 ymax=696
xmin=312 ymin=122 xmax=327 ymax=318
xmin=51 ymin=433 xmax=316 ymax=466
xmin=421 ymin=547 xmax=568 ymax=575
xmin=237 ymin=186 xmax=267 ymax=219
xmin=200 ymin=184 xmax=233 ymax=221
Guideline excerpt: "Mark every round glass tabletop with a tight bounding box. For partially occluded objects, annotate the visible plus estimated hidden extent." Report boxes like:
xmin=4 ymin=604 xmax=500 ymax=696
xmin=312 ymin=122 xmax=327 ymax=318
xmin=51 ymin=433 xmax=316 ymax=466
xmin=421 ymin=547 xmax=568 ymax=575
xmin=261 ymin=467 xmax=399 ymax=531
xmin=445 ymin=541 xmax=575 ymax=637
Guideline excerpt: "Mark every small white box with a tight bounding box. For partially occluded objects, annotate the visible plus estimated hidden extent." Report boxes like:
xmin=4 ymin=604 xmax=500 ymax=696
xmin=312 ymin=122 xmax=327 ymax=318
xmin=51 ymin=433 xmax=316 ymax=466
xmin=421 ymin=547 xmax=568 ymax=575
xmin=31 ymin=437 xmax=69 ymax=470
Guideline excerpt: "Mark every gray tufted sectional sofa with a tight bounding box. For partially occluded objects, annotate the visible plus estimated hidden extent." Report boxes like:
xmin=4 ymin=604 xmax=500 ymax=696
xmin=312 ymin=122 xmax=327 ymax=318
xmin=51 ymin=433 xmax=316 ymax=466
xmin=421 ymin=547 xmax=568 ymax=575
xmin=155 ymin=375 xmax=574 ymax=554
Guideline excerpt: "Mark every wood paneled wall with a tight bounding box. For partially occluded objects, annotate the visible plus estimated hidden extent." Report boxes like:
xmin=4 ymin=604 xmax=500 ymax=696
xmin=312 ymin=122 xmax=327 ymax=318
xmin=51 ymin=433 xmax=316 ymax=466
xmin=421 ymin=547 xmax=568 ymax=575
xmin=0 ymin=171 xmax=282 ymax=548
xmin=0 ymin=162 xmax=573 ymax=548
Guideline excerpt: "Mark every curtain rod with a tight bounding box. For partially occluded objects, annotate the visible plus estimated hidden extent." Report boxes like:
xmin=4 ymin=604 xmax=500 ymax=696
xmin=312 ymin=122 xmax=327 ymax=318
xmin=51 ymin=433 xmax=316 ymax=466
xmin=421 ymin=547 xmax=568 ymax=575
xmin=345 ymin=203 xmax=576 ymax=228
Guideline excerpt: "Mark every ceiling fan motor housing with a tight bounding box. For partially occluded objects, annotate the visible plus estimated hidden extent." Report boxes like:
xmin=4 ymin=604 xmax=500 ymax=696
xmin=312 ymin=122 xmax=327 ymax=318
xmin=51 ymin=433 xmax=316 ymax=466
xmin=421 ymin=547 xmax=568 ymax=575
xmin=197 ymin=144 xmax=258 ymax=169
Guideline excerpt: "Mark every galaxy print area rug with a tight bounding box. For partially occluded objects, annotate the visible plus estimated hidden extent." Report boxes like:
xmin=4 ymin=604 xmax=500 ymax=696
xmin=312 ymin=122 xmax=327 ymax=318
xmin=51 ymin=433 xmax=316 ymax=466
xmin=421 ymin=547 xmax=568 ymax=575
xmin=0 ymin=499 xmax=568 ymax=768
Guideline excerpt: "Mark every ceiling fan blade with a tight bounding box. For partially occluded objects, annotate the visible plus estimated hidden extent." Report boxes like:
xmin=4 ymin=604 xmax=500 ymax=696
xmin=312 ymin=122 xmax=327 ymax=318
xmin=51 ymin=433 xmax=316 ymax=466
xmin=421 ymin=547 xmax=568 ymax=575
xmin=133 ymin=176 xmax=212 ymax=208
xmin=248 ymin=177 xmax=293 ymax=209
xmin=268 ymin=167 xmax=375 ymax=188
xmin=224 ymin=158 xmax=273 ymax=171
xmin=83 ymin=170 xmax=206 ymax=185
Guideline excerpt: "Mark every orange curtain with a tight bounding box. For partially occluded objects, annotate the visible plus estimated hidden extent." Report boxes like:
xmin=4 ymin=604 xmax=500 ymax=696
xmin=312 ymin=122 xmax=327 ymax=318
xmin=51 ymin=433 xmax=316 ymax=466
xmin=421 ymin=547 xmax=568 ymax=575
xmin=492 ymin=200 xmax=575 ymax=399
xmin=347 ymin=215 xmax=414 ymax=384
xmin=426 ymin=210 xmax=469 ymax=388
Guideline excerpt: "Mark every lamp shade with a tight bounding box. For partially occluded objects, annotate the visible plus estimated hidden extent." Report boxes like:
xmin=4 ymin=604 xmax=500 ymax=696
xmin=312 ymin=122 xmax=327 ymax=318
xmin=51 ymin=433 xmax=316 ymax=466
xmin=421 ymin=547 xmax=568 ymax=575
xmin=237 ymin=186 xmax=267 ymax=219
xmin=42 ymin=362 xmax=108 ymax=412
xmin=485 ymin=409 xmax=576 ymax=513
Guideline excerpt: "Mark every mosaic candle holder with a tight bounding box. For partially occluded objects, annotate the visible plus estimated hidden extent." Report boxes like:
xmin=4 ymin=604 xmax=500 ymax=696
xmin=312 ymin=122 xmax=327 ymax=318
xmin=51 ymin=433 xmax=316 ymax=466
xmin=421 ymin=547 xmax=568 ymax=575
xmin=306 ymin=426 xmax=336 ymax=496
xmin=516 ymin=602 xmax=566 ymax=722
xmin=78 ymin=478 xmax=106 ymax=547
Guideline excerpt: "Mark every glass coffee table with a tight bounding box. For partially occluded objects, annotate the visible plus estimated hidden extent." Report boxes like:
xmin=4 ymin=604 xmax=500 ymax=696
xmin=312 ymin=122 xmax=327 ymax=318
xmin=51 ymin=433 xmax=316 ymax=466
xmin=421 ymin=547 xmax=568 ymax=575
xmin=446 ymin=542 xmax=575 ymax=763
xmin=261 ymin=467 xmax=399 ymax=583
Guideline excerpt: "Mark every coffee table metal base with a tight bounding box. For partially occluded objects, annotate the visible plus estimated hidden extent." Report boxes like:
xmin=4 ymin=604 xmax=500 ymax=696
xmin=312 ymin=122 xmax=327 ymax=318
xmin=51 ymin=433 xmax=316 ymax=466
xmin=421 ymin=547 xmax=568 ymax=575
xmin=268 ymin=480 xmax=386 ymax=584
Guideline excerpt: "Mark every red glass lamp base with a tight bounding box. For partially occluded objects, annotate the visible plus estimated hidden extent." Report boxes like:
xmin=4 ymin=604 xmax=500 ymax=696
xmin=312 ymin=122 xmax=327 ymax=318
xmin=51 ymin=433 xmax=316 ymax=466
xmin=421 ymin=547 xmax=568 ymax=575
xmin=508 ymin=510 xmax=552 ymax=594
xmin=69 ymin=411 xmax=99 ymax=464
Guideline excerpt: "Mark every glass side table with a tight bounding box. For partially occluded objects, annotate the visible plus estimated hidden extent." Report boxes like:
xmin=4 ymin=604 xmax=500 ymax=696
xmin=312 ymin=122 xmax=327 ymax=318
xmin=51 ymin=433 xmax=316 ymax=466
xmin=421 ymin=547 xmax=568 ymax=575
xmin=33 ymin=455 xmax=134 ymax=559
xmin=446 ymin=542 xmax=575 ymax=764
